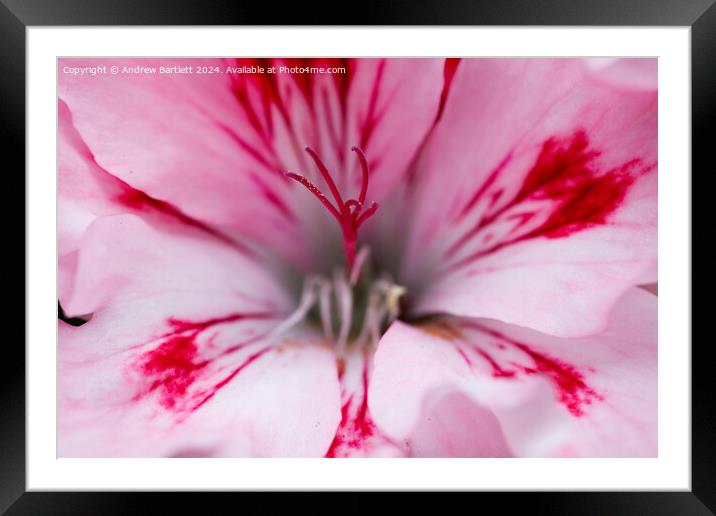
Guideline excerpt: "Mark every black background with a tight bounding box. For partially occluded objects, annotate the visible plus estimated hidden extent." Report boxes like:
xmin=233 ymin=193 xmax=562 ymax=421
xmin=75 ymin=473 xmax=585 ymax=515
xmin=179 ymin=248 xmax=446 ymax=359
xmin=3 ymin=0 xmax=708 ymax=513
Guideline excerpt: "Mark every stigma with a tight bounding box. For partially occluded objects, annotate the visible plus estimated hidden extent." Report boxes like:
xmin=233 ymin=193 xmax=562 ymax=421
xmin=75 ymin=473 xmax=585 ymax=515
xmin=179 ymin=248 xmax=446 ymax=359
xmin=286 ymin=146 xmax=379 ymax=271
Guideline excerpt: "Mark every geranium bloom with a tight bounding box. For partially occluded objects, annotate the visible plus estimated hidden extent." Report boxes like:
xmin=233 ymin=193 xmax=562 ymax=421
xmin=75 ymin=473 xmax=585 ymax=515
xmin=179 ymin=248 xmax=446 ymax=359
xmin=58 ymin=58 xmax=657 ymax=457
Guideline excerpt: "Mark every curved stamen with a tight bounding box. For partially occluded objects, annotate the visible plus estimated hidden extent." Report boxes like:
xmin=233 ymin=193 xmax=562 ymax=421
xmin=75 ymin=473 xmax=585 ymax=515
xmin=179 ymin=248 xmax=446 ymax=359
xmin=285 ymin=172 xmax=343 ymax=224
xmin=351 ymin=146 xmax=370 ymax=204
xmin=269 ymin=276 xmax=319 ymax=338
xmin=286 ymin=147 xmax=379 ymax=269
xmin=333 ymin=270 xmax=353 ymax=353
xmin=305 ymin=147 xmax=347 ymax=218
xmin=355 ymin=201 xmax=379 ymax=228
xmin=318 ymin=278 xmax=335 ymax=340
xmin=344 ymin=199 xmax=363 ymax=214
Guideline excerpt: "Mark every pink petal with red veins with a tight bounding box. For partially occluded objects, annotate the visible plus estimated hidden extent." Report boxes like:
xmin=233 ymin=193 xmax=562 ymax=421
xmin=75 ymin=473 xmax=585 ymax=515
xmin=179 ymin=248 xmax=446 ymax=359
xmin=325 ymin=347 xmax=406 ymax=457
xmin=58 ymin=99 xmax=129 ymax=257
xmin=339 ymin=59 xmax=444 ymax=203
xmin=59 ymin=210 xmax=288 ymax=319
xmin=58 ymin=214 xmax=340 ymax=457
xmin=400 ymin=59 xmax=656 ymax=337
xmin=58 ymin=98 xmax=257 ymax=300
xmin=60 ymin=322 xmax=341 ymax=457
xmin=59 ymin=58 xmax=444 ymax=270
xmin=369 ymin=288 xmax=656 ymax=457
xmin=59 ymin=58 xmax=309 ymax=267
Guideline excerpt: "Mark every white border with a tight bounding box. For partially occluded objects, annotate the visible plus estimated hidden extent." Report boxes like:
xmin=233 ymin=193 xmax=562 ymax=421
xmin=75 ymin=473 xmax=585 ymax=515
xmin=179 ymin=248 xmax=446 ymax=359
xmin=27 ymin=27 xmax=691 ymax=490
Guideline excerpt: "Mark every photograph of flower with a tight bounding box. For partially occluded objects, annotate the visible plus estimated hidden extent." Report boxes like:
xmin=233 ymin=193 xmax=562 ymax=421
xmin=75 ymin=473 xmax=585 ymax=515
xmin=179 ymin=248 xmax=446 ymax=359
xmin=58 ymin=57 xmax=657 ymax=458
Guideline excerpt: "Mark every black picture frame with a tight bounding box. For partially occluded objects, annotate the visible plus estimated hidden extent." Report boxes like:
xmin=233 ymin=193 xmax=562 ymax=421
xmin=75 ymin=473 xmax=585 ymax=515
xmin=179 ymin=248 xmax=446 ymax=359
xmin=6 ymin=0 xmax=706 ymax=512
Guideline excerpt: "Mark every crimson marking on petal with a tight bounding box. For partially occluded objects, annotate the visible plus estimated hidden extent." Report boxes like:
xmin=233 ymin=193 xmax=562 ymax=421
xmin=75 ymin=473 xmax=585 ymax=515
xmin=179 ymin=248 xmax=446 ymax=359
xmin=419 ymin=322 xmax=515 ymax=378
xmin=358 ymin=59 xmax=386 ymax=151
xmin=228 ymin=58 xmax=289 ymax=134
xmin=321 ymin=87 xmax=344 ymax=163
xmin=289 ymin=58 xmax=352 ymax=108
xmin=436 ymin=58 xmax=461 ymax=122
xmin=133 ymin=312 xmax=275 ymax=413
xmin=60 ymin=99 xmax=256 ymax=258
xmin=455 ymin=346 xmax=473 ymax=366
xmin=330 ymin=58 xmax=352 ymax=114
xmin=228 ymin=67 xmax=276 ymax=150
xmin=214 ymin=120 xmax=283 ymax=174
xmin=190 ymin=346 xmax=272 ymax=413
xmin=420 ymin=319 xmax=602 ymax=416
xmin=512 ymin=343 xmax=603 ymax=417
xmin=116 ymin=187 xmax=256 ymax=256
xmin=249 ymin=173 xmax=296 ymax=222
xmin=443 ymin=130 xmax=651 ymax=271
xmin=163 ymin=312 xmax=275 ymax=336
xmin=138 ymin=334 xmax=206 ymax=409
xmin=325 ymin=358 xmax=376 ymax=458
xmin=228 ymin=58 xmax=354 ymax=173
xmin=470 ymin=346 xmax=516 ymax=378
xmin=455 ymin=153 xmax=512 ymax=221
xmin=463 ymin=322 xmax=603 ymax=417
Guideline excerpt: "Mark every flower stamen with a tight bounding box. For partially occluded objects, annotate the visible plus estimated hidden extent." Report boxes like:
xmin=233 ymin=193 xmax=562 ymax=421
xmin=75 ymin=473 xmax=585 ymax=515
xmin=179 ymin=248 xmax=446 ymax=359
xmin=287 ymin=255 xmax=407 ymax=354
xmin=286 ymin=147 xmax=379 ymax=270
xmin=352 ymin=146 xmax=370 ymax=204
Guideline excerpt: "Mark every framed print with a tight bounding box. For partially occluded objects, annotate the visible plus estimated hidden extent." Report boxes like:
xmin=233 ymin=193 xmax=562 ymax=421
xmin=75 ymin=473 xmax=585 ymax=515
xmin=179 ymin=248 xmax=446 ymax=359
xmin=9 ymin=0 xmax=706 ymax=512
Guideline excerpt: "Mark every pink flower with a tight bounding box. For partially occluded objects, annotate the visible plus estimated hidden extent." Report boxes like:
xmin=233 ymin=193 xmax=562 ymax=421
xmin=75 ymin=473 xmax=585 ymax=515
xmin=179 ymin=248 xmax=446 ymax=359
xmin=58 ymin=58 xmax=657 ymax=457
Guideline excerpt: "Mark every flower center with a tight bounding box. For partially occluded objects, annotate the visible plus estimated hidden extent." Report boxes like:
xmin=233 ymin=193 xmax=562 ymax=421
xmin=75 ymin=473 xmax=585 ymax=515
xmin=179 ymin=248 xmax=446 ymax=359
xmin=286 ymin=251 xmax=406 ymax=351
xmin=286 ymin=146 xmax=378 ymax=270
xmin=285 ymin=148 xmax=404 ymax=349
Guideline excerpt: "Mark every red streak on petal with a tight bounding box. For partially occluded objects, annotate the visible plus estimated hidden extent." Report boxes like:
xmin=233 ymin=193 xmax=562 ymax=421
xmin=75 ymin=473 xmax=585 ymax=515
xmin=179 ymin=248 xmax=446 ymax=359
xmin=117 ymin=186 xmax=255 ymax=257
xmin=512 ymin=342 xmax=603 ymax=417
xmin=139 ymin=334 xmax=207 ymax=410
xmin=134 ymin=312 xmax=274 ymax=413
xmin=455 ymin=153 xmax=512 ymax=221
xmin=227 ymin=58 xmax=354 ymax=173
xmin=164 ymin=312 xmax=274 ymax=336
xmin=358 ymin=59 xmax=386 ymax=151
xmin=214 ymin=120 xmax=283 ymax=174
xmin=444 ymin=130 xmax=650 ymax=271
xmin=290 ymin=58 xmax=352 ymax=108
xmin=190 ymin=346 xmax=272 ymax=412
xmin=249 ymin=173 xmax=296 ymax=222
xmin=455 ymin=346 xmax=473 ymax=366
xmin=325 ymin=358 xmax=376 ymax=458
xmin=436 ymin=58 xmax=461 ymax=122
xmin=61 ymin=99 xmax=251 ymax=256
xmin=471 ymin=346 xmax=516 ymax=378
xmin=463 ymin=322 xmax=603 ymax=417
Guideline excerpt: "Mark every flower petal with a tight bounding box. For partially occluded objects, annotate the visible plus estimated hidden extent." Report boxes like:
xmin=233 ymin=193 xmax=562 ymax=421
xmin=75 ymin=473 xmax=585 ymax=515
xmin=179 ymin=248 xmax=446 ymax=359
xmin=406 ymin=390 xmax=513 ymax=457
xmin=59 ymin=58 xmax=445 ymax=270
xmin=339 ymin=58 xmax=445 ymax=202
xmin=399 ymin=59 xmax=657 ymax=336
xmin=369 ymin=287 xmax=656 ymax=457
xmin=60 ymin=322 xmax=341 ymax=457
xmin=325 ymin=347 xmax=405 ymax=457
xmin=586 ymin=58 xmax=658 ymax=91
xmin=58 ymin=214 xmax=341 ymax=456
xmin=60 ymin=210 xmax=288 ymax=319
xmin=58 ymin=99 xmax=257 ymax=302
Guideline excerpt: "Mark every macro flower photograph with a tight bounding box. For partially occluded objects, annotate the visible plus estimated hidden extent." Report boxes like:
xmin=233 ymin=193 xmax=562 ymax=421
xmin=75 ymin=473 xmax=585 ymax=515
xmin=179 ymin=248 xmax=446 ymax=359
xmin=57 ymin=57 xmax=657 ymax=458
